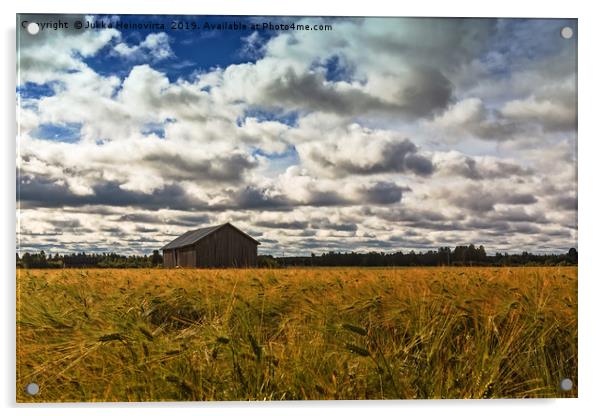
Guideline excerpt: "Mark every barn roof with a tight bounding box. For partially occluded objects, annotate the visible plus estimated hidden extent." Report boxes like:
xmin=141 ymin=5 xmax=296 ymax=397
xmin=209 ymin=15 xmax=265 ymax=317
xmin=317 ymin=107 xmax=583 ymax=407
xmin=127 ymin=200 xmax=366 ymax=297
xmin=160 ymin=223 xmax=260 ymax=250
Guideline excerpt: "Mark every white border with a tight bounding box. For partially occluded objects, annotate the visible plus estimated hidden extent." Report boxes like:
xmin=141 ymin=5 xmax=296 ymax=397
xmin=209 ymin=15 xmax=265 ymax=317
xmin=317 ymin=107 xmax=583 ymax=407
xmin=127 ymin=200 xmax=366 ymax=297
xmin=3 ymin=1 xmax=600 ymax=415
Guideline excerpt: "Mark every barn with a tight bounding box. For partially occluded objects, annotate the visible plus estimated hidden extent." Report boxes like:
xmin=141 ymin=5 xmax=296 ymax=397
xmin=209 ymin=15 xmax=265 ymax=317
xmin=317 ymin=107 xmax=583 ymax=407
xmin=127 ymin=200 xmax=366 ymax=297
xmin=161 ymin=223 xmax=260 ymax=268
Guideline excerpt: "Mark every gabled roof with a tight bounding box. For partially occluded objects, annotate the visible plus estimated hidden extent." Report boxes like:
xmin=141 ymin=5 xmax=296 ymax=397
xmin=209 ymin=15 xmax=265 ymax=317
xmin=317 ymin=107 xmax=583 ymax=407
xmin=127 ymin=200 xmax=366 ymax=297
xmin=160 ymin=223 xmax=260 ymax=250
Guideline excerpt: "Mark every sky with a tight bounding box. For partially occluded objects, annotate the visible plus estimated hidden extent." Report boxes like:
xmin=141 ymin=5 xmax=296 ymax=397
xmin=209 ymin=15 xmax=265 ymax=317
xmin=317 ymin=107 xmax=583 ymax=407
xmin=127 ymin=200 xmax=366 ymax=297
xmin=16 ymin=14 xmax=577 ymax=256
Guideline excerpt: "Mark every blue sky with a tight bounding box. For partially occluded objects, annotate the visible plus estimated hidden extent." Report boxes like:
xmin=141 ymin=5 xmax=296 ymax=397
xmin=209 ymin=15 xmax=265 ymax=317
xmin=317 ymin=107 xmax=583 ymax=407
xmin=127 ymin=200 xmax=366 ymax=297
xmin=86 ymin=15 xmax=283 ymax=81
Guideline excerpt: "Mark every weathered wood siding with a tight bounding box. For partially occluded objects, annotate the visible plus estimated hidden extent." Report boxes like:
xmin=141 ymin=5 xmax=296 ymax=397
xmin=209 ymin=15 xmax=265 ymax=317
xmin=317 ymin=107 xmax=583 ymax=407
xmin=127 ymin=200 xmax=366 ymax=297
xmin=177 ymin=246 xmax=197 ymax=268
xmin=163 ymin=247 xmax=196 ymax=267
xmin=162 ymin=224 xmax=258 ymax=268
xmin=194 ymin=225 xmax=258 ymax=267
xmin=163 ymin=249 xmax=176 ymax=268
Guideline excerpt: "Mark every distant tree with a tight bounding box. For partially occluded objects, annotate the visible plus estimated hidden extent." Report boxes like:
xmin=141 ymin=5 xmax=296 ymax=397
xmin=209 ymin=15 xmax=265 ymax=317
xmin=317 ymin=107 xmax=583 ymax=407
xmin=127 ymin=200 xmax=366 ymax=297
xmin=567 ymin=248 xmax=578 ymax=264
xmin=452 ymin=246 xmax=467 ymax=265
xmin=466 ymin=244 xmax=477 ymax=265
xmin=438 ymin=247 xmax=452 ymax=266
xmin=258 ymin=255 xmax=280 ymax=268
xmin=477 ymin=245 xmax=487 ymax=263
xmin=151 ymin=250 xmax=162 ymax=267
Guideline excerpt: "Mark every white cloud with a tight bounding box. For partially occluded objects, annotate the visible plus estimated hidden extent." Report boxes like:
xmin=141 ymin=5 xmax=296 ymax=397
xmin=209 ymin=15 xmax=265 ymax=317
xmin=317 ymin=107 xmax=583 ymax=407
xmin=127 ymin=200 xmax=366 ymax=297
xmin=295 ymin=123 xmax=433 ymax=177
xmin=433 ymin=151 xmax=533 ymax=180
xmin=208 ymin=18 xmax=497 ymax=120
xmin=429 ymin=97 xmax=518 ymax=141
xmin=114 ymin=32 xmax=174 ymax=61
xmin=18 ymin=26 xmax=119 ymax=85
xmin=501 ymin=96 xmax=576 ymax=132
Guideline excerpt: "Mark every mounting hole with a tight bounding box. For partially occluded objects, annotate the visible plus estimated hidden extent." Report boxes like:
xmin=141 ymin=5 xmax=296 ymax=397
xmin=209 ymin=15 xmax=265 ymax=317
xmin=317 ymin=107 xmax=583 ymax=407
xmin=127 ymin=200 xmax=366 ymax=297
xmin=26 ymin=22 xmax=40 ymax=35
xmin=560 ymin=26 xmax=574 ymax=40
xmin=560 ymin=378 xmax=573 ymax=391
xmin=25 ymin=382 xmax=39 ymax=395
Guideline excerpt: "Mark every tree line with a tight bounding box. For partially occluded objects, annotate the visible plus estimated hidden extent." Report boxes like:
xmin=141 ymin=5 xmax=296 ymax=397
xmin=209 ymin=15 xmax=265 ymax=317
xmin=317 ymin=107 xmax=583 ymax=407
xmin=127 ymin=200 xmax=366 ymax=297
xmin=259 ymin=245 xmax=578 ymax=268
xmin=16 ymin=245 xmax=577 ymax=269
xmin=17 ymin=250 xmax=163 ymax=269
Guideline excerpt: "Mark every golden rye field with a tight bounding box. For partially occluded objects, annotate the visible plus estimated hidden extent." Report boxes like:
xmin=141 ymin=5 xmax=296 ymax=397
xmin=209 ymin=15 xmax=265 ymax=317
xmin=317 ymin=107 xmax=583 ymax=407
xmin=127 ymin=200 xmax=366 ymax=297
xmin=16 ymin=267 xmax=577 ymax=401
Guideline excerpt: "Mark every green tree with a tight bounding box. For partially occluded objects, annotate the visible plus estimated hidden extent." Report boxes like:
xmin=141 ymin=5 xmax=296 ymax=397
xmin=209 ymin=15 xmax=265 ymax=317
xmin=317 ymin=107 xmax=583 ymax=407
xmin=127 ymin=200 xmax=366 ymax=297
xmin=151 ymin=250 xmax=162 ymax=266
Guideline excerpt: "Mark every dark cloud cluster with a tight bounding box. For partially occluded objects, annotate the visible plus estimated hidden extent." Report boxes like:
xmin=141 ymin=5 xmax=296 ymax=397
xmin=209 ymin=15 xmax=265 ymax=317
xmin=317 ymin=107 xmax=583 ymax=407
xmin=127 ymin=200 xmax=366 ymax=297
xmin=439 ymin=185 xmax=538 ymax=213
xmin=255 ymin=218 xmax=357 ymax=233
xmin=439 ymin=155 xmax=533 ymax=180
xmin=142 ymin=151 xmax=257 ymax=182
xmin=549 ymin=195 xmax=577 ymax=211
xmin=304 ymin=138 xmax=434 ymax=177
xmin=19 ymin=176 xmax=206 ymax=211
xmin=259 ymin=66 xmax=452 ymax=120
xmin=255 ymin=219 xmax=308 ymax=230
xmin=360 ymin=181 xmax=404 ymax=205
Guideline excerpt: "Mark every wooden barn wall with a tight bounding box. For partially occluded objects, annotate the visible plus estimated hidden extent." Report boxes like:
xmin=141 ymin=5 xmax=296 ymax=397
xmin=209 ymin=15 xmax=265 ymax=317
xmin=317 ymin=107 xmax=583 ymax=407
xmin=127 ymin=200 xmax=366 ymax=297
xmin=195 ymin=225 xmax=258 ymax=268
xmin=163 ymin=246 xmax=196 ymax=268
xmin=177 ymin=246 xmax=197 ymax=268
xmin=163 ymin=249 xmax=175 ymax=268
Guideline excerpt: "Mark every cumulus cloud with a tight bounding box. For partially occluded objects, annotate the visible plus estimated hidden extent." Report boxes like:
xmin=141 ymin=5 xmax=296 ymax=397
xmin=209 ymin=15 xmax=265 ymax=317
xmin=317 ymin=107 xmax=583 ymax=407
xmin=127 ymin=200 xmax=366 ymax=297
xmin=296 ymin=124 xmax=433 ymax=177
xmin=500 ymin=95 xmax=576 ymax=132
xmin=114 ymin=32 xmax=174 ymax=61
xmin=358 ymin=181 xmax=405 ymax=205
xmin=140 ymin=151 xmax=258 ymax=183
xmin=434 ymin=151 xmax=533 ymax=180
xmin=487 ymin=206 xmax=548 ymax=224
xmin=548 ymin=195 xmax=577 ymax=211
xmin=429 ymin=98 xmax=519 ymax=141
xmin=18 ymin=15 xmax=120 ymax=85
xmin=435 ymin=184 xmax=538 ymax=213
xmin=18 ymin=134 xmax=260 ymax=196
xmin=254 ymin=64 xmax=452 ymax=118
xmin=226 ymin=186 xmax=292 ymax=210
xmin=18 ymin=175 xmax=207 ymax=211
xmin=209 ymin=17 xmax=498 ymax=120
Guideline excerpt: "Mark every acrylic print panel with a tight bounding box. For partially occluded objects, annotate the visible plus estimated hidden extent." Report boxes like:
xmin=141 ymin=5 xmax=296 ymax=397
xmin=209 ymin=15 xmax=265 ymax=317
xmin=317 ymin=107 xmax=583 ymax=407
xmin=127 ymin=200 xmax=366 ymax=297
xmin=16 ymin=14 xmax=577 ymax=402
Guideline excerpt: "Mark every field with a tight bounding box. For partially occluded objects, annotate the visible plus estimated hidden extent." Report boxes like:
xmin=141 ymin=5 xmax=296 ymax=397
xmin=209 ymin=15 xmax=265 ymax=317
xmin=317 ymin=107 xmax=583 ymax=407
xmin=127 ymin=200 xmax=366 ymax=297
xmin=16 ymin=267 xmax=577 ymax=401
